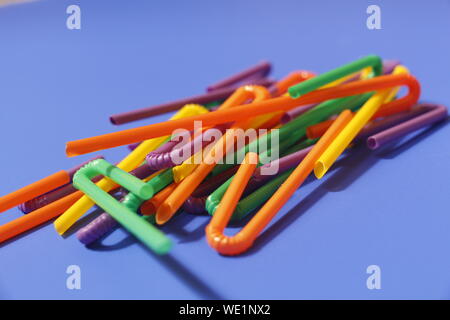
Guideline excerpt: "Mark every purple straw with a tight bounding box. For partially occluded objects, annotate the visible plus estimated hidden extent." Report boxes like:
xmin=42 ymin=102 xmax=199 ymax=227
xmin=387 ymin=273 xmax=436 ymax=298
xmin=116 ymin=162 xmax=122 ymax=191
xmin=146 ymin=124 xmax=229 ymax=170
xmin=367 ymin=103 xmax=448 ymax=150
xmin=109 ymin=78 xmax=274 ymax=125
xmin=18 ymin=161 xmax=153 ymax=214
xmin=207 ymin=61 xmax=272 ymax=92
xmin=18 ymin=156 xmax=104 ymax=214
xmin=127 ymin=142 xmax=140 ymax=151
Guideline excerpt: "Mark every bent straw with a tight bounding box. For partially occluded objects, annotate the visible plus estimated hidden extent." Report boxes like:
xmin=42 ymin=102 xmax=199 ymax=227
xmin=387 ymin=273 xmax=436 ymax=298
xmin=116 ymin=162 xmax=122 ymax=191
xmin=109 ymin=78 xmax=274 ymax=125
xmin=75 ymin=167 xmax=169 ymax=245
xmin=205 ymin=152 xmax=259 ymax=249
xmin=66 ymin=72 xmax=420 ymax=157
xmin=207 ymin=61 xmax=272 ymax=92
xmin=73 ymin=159 xmax=171 ymax=254
xmin=314 ymin=65 xmax=416 ymax=178
xmin=0 ymin=170 xmax=70 ymax=214
xmin=75 ymin=169 xmax=162 ymax=245
xmin=55 ymin=104 xmax=208 ymax=235
xmin=156 ymin=86 xmax=271 ymax=224
xmin=367 ymin=103 xmax=448 ymax=150
xmin=288 ymin=55 xmax=383 ymax=98
xmin=205 ymin=110 xmax=353 ymax=255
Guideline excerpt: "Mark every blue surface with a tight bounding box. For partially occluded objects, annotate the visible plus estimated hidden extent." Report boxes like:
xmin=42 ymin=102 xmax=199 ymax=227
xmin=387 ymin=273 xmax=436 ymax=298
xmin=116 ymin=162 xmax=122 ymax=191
xmin=1 ymin=0 xmax=450 ymax=299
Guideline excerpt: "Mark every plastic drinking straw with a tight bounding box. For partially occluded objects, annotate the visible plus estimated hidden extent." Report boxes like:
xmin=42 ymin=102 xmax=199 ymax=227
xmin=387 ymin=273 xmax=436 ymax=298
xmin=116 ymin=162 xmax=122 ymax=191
xmin=55 ymin=104 xmax=208 ymax=235
xmin=207 ymin=61 xmax=271 ymax=92
xmin=314 ymin=65 xmax=415 ymax=178
xmin=0 ymin=170 xmax=70 ymax=214
xmin=268 ymin=71 xmax=316 ymax=96
xmin=367 ymin=103 xmax=448 ymax=150
xmin=205 ymin=110 xmax=353 ymax=255
xmin=109 ymin=78 xmax=274 ymax=125
xmin=156 ymin=86 xmax=271 ymax=224
xmin=73 ymin=159 xmax=171 ymax=254
xmin=140 ymin=182 xmax=179 ymax=216
xmin=288 ymin=55 xmax=383 ymax=98
xmin=66 ymin=71 xmax=420 ymax=157
xmin=75 ymin=169 xmax=162 ymax=245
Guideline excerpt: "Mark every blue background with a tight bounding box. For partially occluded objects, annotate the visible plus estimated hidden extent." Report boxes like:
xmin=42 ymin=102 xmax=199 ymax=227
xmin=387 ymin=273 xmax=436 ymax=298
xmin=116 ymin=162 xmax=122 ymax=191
xmin=0 ymin=0 xmax=449 ymax=299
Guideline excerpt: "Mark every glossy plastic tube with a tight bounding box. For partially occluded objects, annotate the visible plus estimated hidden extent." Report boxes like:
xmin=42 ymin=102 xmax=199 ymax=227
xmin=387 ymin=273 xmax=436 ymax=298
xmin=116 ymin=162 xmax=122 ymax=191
xmin=0 ymin=170 xmax=70 ymax=214
xmin=367 ymin=103 xmax=448 ymax=149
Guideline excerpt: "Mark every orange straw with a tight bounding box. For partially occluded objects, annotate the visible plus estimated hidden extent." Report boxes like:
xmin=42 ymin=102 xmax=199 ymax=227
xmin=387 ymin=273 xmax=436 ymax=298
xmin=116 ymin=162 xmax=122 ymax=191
xmin=155 ymin=86 xmax=271 ymax=225
xmin=65 ymin=73 xmax=420 ymax=157
xmin=205 ymin=110 xmax=354 ymax=255
xmin=0 ymin=170 xmax=70 ymax=213
xmin=0 ymin=191 xmax=83 ymax=243
xmin=140 ymin=182 xmax=179 ymax=215
xmin=272 ymin=71 xmax=316 ymax=96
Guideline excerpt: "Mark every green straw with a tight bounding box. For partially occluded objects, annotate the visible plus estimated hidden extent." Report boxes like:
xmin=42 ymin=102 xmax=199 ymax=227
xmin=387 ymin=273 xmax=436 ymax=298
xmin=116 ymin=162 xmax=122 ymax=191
xmin=73 ymin=159 xmax=172 ymax=255
xmin=288 ymin=55 xmax=382 ymax=98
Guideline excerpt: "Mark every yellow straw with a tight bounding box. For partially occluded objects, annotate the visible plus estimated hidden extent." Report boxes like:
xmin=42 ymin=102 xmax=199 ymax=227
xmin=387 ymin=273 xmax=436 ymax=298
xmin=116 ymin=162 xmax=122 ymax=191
xmin=314 ymin=65 xmax=409 ymax=179
xmin=54 ymin=104 xmax=209 ymax=235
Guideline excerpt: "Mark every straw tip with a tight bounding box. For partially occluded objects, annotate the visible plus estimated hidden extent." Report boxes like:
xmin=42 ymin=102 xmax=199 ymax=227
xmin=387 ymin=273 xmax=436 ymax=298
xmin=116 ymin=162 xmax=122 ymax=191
xmin=155 ymin=203 xmax=174 ymax=225
xmin=314 ymin=161 xmax=327 ymax=179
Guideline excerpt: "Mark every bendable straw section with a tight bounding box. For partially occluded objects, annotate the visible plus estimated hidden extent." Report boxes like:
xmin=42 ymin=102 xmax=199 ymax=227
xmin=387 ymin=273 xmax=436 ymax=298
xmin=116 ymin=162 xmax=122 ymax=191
xmin=146 ymin=125 xmax=228 ymax=170
xmin=66 ymin=156 xmax=104 ymax=179
xmin=367 ymin=103 xmax=448 ymax=149
xmin=0 ymin=170 xmax=70 ymax=214
xmin=73 ymin=159 xmax=171 ymax=254
xmin=207 ymin=61 xmax=271 ymax=92
xmin=145 ymin=139 xmax=182 ymax=170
